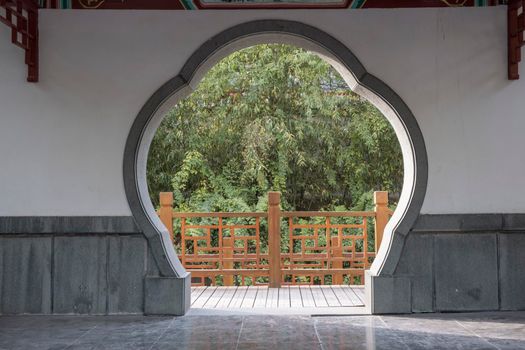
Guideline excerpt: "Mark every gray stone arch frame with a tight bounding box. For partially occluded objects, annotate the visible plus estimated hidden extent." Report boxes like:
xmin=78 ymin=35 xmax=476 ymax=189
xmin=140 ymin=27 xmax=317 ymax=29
xmin=123 ymin=20 xmax=428 ymax=314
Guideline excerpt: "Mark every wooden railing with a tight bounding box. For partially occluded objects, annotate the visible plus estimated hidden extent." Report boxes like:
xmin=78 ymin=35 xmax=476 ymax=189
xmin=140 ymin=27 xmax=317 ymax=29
xmin=158 ymin=191 xmax=391 ymax=287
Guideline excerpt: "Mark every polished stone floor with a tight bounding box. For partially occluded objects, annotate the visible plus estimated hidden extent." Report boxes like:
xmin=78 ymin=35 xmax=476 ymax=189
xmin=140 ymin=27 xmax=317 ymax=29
xmin=1 ymin=312 xmax=525 ymax=349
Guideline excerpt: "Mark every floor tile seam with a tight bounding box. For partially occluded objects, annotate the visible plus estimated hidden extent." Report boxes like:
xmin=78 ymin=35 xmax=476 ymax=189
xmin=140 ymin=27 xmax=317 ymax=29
xmin=377 ymin=317 xmax=413 ymax=350
xmin=313 ymin=318 xmax=326 ymax=350
xmin=63 ymin=324 xmax=99 ymax=349
xmin=147 ymin=317 xmax=177 ymax=350
xmin=234 ymin=316 xmax=245 ymax=350
xmin=454 ymin=320 xmax=501 ymax=350
xmin=377 ymin=315 xmax=389 ymax=328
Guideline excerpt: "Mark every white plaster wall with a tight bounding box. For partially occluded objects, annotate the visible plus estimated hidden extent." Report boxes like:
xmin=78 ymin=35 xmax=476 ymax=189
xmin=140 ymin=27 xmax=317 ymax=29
xmin=0 ymin=7 xmax=524 ymax=215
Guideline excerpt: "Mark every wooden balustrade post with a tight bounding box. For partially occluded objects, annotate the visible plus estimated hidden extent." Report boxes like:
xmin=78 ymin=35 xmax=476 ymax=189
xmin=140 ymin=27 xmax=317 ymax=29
xmin=223 ymin=237 xmax=234 ymax=286
xmin=159 ymin=192 xmax=174 ymax=243
xmin=374 ymin=191 xmax=389 ymax=253
xmin=268 ymin=191 xmax=281 ymax=288
xmin=331 ymin=236 xmax=343 ymax=285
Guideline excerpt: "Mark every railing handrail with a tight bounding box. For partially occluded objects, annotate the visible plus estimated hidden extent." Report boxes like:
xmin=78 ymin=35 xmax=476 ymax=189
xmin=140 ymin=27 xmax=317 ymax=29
xmin=168 ymin=210 xmax=391 ymax=218
xmin=282 ymin=211 xmax=375 ymax=217
xmin=172 ymin=212 xmax=267 ymax=218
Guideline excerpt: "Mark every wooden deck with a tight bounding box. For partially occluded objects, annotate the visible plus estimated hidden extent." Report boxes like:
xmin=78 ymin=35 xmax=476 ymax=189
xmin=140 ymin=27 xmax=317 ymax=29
xmin=188 ymin=285 xmax=368 ymax=316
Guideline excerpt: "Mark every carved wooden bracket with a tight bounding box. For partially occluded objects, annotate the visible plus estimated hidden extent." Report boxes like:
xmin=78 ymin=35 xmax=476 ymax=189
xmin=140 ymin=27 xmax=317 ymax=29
xmin=0 ymin=0 xmax=38 ymax=82
xmin=508 ymin=0 xmax=525 ymax=79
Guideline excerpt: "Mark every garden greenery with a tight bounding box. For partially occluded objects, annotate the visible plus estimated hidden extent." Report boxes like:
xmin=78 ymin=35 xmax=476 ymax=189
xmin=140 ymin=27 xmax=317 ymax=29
xmin=147 ymin=44 xmax=403 ymax=214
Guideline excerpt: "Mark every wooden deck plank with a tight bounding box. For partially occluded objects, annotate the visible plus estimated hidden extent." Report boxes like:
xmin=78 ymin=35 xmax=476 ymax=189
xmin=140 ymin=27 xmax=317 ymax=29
xmin=216 ymin=286 xmax=237 ymax=308
xmin=278 ymin=286 xmax=290 ymax=308
xmin=320 ymin=285 xmax=341 ymax=307
xmin=352 ymin=286 xmax=366 ymax=304
xmin=299 ymin=286 xmax=316 ymax=307
xmin=192 ymin=286 xmax=216 ymax=308
xmin=203 ymin=286 xmax=228 ymax=308
xmin=253 ymin=286 xmax=268 ymax=308
xmin=229 ymin=286 xmax=248 ymax=308
xmin=340 ymin=285 xmax=364 ymax=306
xmin=289 ymin=286 xmax=303 ymax=307
xmin=190 ymin=285 xmax=366 ymax=311
xmin=331 ymin=285 xmax=355 ymax=307
xmin=191 ymin=286 xmax=207 ymax=307
xmin=190 ymin=286 xmax=206 ymax=305
xmin=241 ymin=286 xmax=258 ymax=308
xmin=267 ymin=287 xmax=279 ymax=308
xmin=310 ymin=285 xmax=328 ymax=307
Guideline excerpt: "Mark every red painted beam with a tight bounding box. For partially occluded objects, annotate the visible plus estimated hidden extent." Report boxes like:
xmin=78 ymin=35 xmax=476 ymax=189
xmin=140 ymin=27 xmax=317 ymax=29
xmin=38 ymin=0 xmax=500 ymax=10
xmin=72 ymin=0 xmax=185 ymax=10
xmin=361 ymin=0 xmax=498 ymax=8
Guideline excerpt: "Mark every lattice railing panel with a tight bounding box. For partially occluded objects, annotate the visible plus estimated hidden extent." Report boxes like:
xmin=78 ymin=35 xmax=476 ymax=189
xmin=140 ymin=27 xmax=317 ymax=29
xmin=158 ymin=191 xmax=391 ymax=287
xmin=281 ymin=213 xmax=375 ymax=285
xmin=176 ymin=213 xmax=270 ymax=286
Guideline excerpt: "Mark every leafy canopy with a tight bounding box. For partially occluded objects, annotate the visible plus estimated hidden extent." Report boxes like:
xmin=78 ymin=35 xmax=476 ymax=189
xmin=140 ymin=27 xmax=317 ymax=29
xmin=147 ymin=44 xmax=403 ymax=212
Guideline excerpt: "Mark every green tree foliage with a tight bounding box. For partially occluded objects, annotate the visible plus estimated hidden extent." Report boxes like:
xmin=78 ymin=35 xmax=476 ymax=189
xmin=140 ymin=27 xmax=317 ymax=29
xmin=147 ymin=44 xmax=402 ymax=213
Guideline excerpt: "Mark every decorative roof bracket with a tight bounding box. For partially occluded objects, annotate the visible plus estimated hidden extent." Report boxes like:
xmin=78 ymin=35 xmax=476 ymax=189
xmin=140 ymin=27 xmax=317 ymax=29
xmin=0 ymin=0 xmax=38 ymax=82
xmin=508 ymin=0 xmax=525 ymax=79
